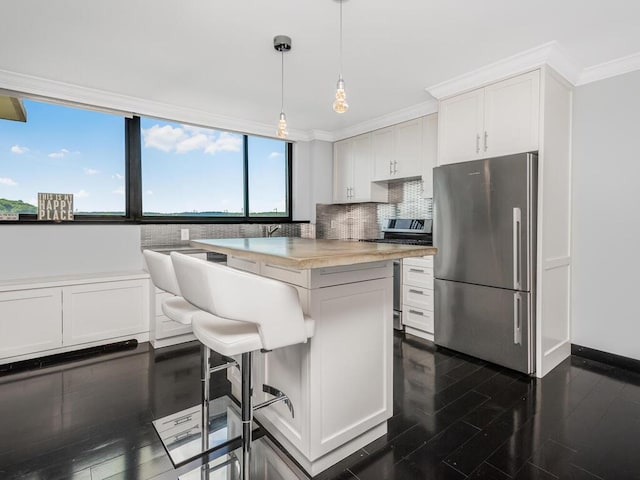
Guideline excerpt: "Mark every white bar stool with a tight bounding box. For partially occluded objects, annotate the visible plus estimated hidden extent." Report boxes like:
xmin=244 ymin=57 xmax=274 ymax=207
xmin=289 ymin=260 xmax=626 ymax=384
xmin=142 ymin=249 xmax=200 ymax=325
xmin=171 ymin=252 xmax=314 ymax=480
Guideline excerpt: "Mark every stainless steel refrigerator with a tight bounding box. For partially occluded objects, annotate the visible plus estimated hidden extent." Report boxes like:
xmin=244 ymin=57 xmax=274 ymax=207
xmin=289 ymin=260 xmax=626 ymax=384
xmin=433 ymin=153 xmax=537 ymax=374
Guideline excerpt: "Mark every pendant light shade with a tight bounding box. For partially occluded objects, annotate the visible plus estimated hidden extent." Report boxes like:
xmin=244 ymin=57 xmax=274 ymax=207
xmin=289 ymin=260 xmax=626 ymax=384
xmin=333 ymin=0 xmax=349 ymax=113
xmin=274 ymin=35 xmax=292 ymax=139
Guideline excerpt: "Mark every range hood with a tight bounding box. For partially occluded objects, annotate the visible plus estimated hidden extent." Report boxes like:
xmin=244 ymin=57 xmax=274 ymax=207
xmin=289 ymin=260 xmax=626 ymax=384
xmin=0 ymin=95 xmax=27 ymax=122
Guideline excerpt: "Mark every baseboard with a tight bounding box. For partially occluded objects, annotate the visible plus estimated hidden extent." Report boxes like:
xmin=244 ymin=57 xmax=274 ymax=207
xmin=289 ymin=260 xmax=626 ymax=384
xmin=572 ymin=344 xmax=640 ymax=374
xmin=0 ymin=339 xmax=140 ymax=377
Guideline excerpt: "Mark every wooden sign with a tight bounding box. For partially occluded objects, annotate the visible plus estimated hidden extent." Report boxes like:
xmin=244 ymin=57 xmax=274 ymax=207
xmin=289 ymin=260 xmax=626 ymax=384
xmin=38 ymin=193 xmax=74 ymax=221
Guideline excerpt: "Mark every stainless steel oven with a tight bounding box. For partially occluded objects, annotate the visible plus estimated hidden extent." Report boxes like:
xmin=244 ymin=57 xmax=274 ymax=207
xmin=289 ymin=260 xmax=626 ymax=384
xmin=360 ymin=218 xmax=433 ymax=332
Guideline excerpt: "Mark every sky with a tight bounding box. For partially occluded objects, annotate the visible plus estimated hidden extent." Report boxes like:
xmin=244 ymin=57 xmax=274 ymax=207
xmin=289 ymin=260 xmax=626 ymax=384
xmin=0 ymin=99 xmax=288 ymax=214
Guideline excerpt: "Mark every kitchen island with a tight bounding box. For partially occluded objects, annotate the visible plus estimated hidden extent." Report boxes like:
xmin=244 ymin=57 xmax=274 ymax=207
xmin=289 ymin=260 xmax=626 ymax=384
xmin=191 ymin=237 xmax=436 ymax=475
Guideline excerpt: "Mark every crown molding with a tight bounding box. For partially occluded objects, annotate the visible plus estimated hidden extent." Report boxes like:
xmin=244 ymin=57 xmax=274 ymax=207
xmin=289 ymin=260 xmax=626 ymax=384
xmin=330 ymin=99 xmax=438 ymax=142
xmin=306 ymin=129 xmax=335 ymax=142
xmin=0 ymin=68 xmax=314 ymax=142
xmin=425 ymin=41 xmax=581 ymax=100
xmin=577 ymin=51 xmax=640 ymax=86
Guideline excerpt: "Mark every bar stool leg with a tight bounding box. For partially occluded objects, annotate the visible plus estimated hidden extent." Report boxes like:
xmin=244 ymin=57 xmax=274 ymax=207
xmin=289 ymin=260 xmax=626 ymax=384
xmin=241 ymin=352 xmax=253 ymax=480
xmin=201 ymin=345 xmax=211 ymax=453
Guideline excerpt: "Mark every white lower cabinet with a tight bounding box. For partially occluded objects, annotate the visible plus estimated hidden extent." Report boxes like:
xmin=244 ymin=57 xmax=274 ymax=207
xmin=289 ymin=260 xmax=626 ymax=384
xmin=0 ymin=288 xmax=62 ymax=359
xmin=402 ymin=256 xmax=434 ymax=341
xmin=0 ymin=272 xmax=150 ymax=363
xmin=227 ymin=258 xmax=393 ymax=476
xmin=63 ymin=280 xmax=148 ymax=346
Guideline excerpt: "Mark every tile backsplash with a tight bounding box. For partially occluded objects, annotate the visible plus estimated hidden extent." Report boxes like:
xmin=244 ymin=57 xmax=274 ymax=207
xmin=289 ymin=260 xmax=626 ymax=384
xmin=141 ymin=222 xmax=315 ymax=247
xmin=316 ymin=179 xmax=432 ymax=240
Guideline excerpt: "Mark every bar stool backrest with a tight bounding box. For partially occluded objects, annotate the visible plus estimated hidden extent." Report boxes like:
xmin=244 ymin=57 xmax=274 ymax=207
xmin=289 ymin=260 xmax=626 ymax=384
xmin=143 ymin=250 xmax=182 ymax=296
xmin=171 ymin=252 xmax=308 ymax=351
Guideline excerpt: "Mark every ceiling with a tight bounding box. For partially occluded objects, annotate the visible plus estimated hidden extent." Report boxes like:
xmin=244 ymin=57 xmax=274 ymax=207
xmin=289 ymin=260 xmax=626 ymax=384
xmin=1 ymin=0 xmax=639 ymax=138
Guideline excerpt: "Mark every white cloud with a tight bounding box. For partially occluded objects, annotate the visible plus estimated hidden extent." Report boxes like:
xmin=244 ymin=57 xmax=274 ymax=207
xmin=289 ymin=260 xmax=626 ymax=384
xmin=74 ymin=189 xmax=89 ymax=198
xmin=269 ymin=151 xmax=283 ymax=159
xmin=10 ymin=145 xmax=29 ymax=154
xmin=48 ymin=148 xmax=70 ymax=159
xmin=84 ymin=168 xmax=100 ymax=175
xmin=146 ymin=190 xmax=153 ymax=195
xmin=142 ymin=124 xmax=242 ymax=156
xmin=112 ymin=187 xmax=125 ymax=195
xmin=112 ymin=173 xmax=124 ymax=180
xmin=0 ymin=177 xmax=18 ymax=186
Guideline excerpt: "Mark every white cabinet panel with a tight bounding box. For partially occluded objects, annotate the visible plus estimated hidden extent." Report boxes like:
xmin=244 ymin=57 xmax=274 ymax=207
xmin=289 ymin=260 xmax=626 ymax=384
xmin=372 ymin=119 xmax=422 ymax=182
xmin=438 ymin=70 xmax=541 ymax=165
xmin=372 ymin=126 xmax=395 ymax=181
xmin=0 ymin=288 xmax=62 ymax=358
xmin=403 ymin=307 xmax=434 ymax=334
xmin=403 ymin=285 xmax=434 ymax=310
xmin=438 ymin=88 xmax=484 ymax=165
xmin=333 ymin=140 xmax=352 ymax=203
xmin=62 ymin=280 xmax=149 ymax=346
xmin=333 ymin=133 xmax=386 ymax=204
xmin=394 ymin=118 xmax=422 ymax=178
xmin=402 ymin=264 xmax=434 ymax=288
xmin=421 ymin=113 xmax=438 ymax=198
xmin=484 ymin=70 xmax=540 ymax=157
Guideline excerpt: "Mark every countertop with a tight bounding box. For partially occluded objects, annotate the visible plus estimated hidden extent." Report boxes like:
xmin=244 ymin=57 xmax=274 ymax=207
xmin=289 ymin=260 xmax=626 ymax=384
xmin=190 ymin=237 xmax=437 ymax=269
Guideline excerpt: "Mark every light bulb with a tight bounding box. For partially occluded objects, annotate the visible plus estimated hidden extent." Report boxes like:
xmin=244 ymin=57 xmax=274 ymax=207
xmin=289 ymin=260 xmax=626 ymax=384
xmin=333 ymin=77 xmax=349 ymax=113
xmin=276 ymin=112 xmax=288 ymax=139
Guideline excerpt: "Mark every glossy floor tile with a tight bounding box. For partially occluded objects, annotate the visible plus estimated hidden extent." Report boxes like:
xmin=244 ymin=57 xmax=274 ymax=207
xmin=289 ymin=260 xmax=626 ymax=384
xmin=0 ymin=334 xmax=639 ymax=479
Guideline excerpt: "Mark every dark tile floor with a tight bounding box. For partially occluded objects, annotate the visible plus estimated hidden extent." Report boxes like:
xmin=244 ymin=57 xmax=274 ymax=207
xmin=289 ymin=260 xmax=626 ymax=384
xmin=1 ymin=333 xmax=639 ymax=479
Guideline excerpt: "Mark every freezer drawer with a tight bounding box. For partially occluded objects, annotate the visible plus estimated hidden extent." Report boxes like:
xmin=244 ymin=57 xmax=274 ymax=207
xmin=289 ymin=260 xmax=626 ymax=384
xmin=434 ymin=279 xmax=534 ymax=374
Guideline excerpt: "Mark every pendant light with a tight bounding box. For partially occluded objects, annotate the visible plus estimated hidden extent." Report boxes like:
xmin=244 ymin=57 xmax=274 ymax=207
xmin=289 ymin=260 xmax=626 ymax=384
xmin=274 ymin=35 xmax=292 ymax=139
xmin=333 ymin=0 xmax=349 ymax=113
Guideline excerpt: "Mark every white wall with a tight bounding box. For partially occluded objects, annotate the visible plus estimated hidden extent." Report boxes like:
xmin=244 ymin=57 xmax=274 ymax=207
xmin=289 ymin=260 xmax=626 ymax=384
xmin=292 ymin=139 xmax=333 ymax=223
xmin=571 ymin=70 xmax=640 ymax=360
xmin=0 ymin=225 xmax=143 ymax=281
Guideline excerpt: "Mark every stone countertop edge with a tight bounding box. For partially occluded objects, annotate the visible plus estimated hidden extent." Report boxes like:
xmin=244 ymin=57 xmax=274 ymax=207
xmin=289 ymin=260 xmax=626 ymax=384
xmin=190 ymin=238 xmax=437 ymax=269
xmin=141 ymin=245 xmax=212 ymax=255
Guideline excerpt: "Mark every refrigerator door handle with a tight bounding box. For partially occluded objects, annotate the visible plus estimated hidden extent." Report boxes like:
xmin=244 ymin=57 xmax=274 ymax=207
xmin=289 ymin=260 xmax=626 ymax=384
xmin=513 ymin=292 xmax=522 ymax=345
xmin=513 ymin=207 xmax=522 ymax=290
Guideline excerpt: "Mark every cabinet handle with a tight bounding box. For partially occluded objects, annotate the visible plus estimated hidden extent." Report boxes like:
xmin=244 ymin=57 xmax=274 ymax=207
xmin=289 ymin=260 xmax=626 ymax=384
xmin=513 ymin=292 xmax=522 ymax=345
xmin=476 ymin=134 xmax=480 ymax=154
xmin=484 ymin=131 xmax=488 ymax=152
xmin=394 ymin=161 xmax=398 ymax=174
xmin=409 ymin=309 xmax=424 ymax=316
xmin=389 ymin=161 xmax=393 ymax=175
xmin=409 ymin=289 xmax=424 ymax=295
xmin=409 ymin=268 xmax=424 ymax=273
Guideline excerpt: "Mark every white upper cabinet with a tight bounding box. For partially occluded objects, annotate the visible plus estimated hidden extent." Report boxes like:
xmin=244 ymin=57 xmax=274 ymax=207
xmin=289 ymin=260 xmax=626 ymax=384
xmin=333 ymin=140 xmax=353 ymax=203
xmin=333 ymin=133 xmax=387 ymax=203
xmin=421 ymin=113 xmax=438 ymax=198
xmin=438 ymin=89 xmax=484 ymax=165
xmin=438 ymin=70 xmax=540 ymax=165
xmin=483 ymin=71 xmax=540 ymax=158
xmin=372 ymin=118 xmax=423 ymax=181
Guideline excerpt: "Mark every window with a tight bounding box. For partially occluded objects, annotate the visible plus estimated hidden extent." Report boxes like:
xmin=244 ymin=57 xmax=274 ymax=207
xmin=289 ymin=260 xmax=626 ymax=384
xmin=248 ymin=136 xmax=289 ymax=217
xmin=0 ymin=97 xmax=292 ymax=222
xmin=0 ymin=99 xmax=126 ymax=216
xmin=140 ymin=117 xmax=291 ymax=220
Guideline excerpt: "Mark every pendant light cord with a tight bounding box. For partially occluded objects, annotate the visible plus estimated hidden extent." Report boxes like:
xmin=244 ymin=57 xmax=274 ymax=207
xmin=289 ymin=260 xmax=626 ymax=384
xmin=339 ymin=0 xmax=343 ymax=76
xmin=281 ymin=50 xmax=285 ymax=113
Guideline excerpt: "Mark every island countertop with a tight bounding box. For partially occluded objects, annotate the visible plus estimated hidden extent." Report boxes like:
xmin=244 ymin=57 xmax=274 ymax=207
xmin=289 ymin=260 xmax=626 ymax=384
xmin=190 ymin=237 xmax=437 ymax=269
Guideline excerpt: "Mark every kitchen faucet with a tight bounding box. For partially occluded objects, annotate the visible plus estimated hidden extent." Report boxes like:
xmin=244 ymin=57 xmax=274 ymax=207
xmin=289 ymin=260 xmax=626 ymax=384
xmin=266 ymin=225 xmax=280 ymax=237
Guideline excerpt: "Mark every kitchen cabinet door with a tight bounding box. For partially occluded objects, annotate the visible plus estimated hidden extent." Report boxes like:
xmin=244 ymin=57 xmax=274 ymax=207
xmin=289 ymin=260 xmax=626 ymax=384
xmin=372 ymin=127 xmax=394 ymax=181
xmin=421 ymin=113 xmax=438 ymax=198
xmin=62 ymin=280 xmax=149 ymax=346
xmin=437 ymin=88 xmax=484 ymax=165
xmin=0 ymin=288 xmax=62 ymax=359
xmin=333 ymin=140 xmax=352 ymax=203
xmin=484 ymin=70 xmax=540 ymax=157
xmin=351 ymin=133 xmax=374 ymax=201
xmin=394 ymin=118 xmax=422 ymax=178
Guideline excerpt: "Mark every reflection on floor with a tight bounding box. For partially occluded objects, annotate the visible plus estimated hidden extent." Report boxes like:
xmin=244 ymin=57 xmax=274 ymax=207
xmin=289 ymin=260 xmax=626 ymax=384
xmin=0 ymin=333 xmax=639 ymax=479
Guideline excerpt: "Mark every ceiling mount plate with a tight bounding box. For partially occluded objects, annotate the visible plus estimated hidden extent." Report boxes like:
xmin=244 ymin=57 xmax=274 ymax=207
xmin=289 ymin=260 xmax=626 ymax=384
xmin=273 ymin=35 xmax=292 ymax=52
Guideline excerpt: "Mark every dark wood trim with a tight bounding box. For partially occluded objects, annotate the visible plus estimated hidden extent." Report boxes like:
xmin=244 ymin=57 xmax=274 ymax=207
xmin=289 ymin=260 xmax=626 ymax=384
xmin=572 ymin=343 xmax=640 ymax=374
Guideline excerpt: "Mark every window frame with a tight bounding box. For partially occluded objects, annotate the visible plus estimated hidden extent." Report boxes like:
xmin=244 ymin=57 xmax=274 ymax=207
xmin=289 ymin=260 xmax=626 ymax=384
xmin=1 ymin=105 xmax=295 ymax=224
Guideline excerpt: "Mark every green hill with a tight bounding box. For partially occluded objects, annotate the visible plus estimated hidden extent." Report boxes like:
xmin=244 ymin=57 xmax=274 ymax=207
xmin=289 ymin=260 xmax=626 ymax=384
xmin=0 ymin=198 xmax=37 ymax=214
